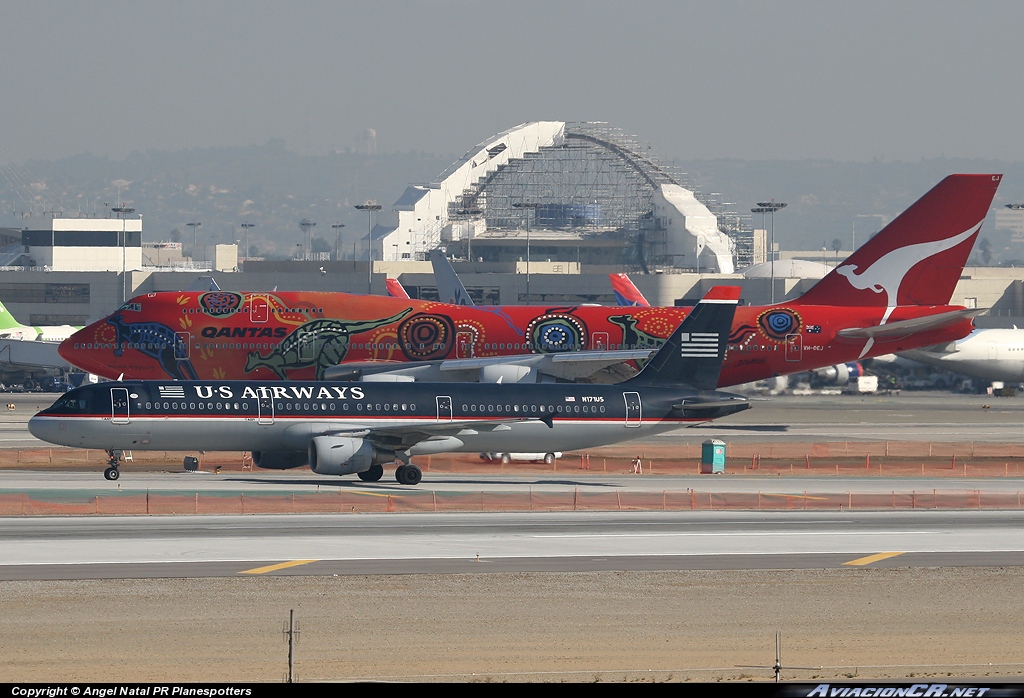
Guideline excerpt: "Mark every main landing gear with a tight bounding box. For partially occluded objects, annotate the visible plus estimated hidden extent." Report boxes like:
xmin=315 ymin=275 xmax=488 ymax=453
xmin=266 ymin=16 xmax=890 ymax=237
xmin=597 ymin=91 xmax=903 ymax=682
xmin=394 ymin=463 xmax=422 ymax=486
xmin=104 ymin=450 xmax=122 ymax=481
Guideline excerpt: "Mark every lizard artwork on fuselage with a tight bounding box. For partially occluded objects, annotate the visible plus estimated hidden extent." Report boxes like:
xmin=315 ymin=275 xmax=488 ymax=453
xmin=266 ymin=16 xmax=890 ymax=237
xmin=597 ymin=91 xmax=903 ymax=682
xmin=60 ymin=174 xmax=1004 ymax=388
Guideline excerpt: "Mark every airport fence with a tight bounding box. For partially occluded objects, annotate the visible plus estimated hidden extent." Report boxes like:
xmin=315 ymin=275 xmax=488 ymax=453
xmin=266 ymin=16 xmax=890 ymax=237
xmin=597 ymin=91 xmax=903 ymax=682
xmin=4 ymin=442 xmax=1024 ymax=477
xmin=1 ymin=487 xmax=1022 ymax=516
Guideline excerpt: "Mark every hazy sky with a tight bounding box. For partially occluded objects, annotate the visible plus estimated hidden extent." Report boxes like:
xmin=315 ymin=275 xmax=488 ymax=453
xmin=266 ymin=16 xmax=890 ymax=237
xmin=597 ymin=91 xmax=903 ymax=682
xmin=4 ymin=1 xmax=1024 ymax=165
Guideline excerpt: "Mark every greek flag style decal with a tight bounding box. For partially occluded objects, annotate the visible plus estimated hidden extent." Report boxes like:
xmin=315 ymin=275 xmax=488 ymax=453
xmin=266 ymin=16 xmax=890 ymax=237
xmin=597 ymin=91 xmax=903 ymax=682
xmin=679 ymin=332 xmax=720 ymax=358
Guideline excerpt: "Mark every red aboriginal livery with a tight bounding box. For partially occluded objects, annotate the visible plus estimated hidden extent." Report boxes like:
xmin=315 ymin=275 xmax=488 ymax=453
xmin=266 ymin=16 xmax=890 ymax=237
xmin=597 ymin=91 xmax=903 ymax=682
xmin=60 ymin=174 xmax=1001 ymax=389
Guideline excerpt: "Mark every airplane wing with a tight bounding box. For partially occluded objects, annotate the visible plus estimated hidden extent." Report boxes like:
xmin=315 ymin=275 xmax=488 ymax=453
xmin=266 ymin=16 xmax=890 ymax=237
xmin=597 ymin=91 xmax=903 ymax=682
xmin=836 ymin=308 xmax=983 ymax=341
xmin=320 ymin=416 xmax=550 ymax=452
xmin=321 ymin=349 xmax=656 ymax=384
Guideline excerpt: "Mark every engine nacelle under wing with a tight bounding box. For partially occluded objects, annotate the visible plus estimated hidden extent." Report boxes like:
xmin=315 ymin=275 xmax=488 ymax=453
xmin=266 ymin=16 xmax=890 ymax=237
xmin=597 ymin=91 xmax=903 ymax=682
xmin=252 ymin=450 xmax=309 ymax=470
xmin=308 ymin=436 xmax=393 ymax=476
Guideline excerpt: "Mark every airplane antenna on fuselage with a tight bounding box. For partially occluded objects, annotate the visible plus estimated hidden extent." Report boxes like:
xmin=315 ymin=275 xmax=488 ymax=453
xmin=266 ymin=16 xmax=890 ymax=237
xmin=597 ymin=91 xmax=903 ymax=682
xmin=117 ymin=373 xmax=124 ymax=381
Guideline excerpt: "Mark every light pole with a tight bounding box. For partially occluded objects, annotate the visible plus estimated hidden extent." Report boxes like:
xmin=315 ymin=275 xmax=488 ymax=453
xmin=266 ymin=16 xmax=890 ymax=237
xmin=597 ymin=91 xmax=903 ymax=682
xmin=513 ymin=202 xmax=539 ymax=303
xmin=752 ymin=201 xmax=786 ymax=303
xmin=187 ymin=221 xmax=201 ymax=265
xmin=240 ymin=222 xmax=255 ymax=264
xmin=112 ymin=206 xmax=135 ymax=304
xmin=355 ymin=202 xmax=382 ymax=294
xmin=331 ymin=223 xmax=345 ymax=261
xmin=299 ymin=219 xmax=315 ymax=261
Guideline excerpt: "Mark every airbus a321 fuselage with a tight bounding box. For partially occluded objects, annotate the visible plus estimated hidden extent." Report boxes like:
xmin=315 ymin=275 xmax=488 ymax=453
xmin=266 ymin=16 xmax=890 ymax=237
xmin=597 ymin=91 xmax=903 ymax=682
xmin=58 ymin=174 xmax=1002 ymax=388
xmin=31 ymin=287 xmax=750 ymax=484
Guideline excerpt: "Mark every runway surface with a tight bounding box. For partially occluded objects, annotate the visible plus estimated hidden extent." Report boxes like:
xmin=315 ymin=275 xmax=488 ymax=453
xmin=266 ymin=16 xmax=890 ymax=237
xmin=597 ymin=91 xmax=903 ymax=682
xmin=2 ymin=510 xmax=1024 ymax=580
xmin=2 ymin=391 xmax=1023 ymax=583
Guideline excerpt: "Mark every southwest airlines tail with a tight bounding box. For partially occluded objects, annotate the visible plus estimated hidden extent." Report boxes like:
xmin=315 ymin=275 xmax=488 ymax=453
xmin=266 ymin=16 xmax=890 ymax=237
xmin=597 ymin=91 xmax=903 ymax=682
xmin=610 ymin=273 xmax=650 ymax=307
xmin=624 ymin=286 xmax=740 ymax=390
xmin=796 ymin=174 xmax=1001 ymax=307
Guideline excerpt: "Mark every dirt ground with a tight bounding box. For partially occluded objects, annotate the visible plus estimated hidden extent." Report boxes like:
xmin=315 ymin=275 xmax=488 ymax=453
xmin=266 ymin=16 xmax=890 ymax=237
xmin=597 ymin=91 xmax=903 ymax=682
xmin=2 ymin=567 xmax=1023 ymax=683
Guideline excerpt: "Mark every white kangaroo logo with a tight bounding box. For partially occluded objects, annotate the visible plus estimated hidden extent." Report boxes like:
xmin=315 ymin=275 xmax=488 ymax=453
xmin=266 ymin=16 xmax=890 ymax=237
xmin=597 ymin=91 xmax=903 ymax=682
xmin=836 ymin=222 xmax=981 ymax=311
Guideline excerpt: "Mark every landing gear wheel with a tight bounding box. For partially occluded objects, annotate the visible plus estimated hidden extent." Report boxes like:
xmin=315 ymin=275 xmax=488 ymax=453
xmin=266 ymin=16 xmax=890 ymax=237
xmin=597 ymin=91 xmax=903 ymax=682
xmin=394 ymin=464 xmax=422 ymax=485
xmin=544 ymin=453 xmax=555 ymax=465
xmin=104 ymin=467 xmax=120 ymax=481
xmin=500 ymin=454 xmax=511 ymax=464
xmin=358 ymin=463 xmax=384 ymax=482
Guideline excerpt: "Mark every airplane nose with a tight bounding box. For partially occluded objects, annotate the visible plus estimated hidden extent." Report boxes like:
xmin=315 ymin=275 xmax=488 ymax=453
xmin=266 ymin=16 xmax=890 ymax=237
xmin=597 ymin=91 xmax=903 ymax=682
xmin=29 ymin=416 xmax=66 ymax=446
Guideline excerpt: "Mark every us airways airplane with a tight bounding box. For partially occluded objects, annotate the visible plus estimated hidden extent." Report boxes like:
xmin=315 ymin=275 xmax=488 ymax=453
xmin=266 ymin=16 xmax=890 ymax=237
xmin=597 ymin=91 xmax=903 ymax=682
xmin=30 ymin=287 xmax=749 ymax=483
xmin=58 ymin=174 xmax=1001 ymax=388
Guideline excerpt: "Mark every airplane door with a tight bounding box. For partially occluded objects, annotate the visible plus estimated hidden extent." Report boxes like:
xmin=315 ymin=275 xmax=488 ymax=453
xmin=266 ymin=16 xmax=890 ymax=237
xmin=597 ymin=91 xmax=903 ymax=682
xmin=111 ymin=388 xmax=130 ymax=425
xmin=785 ymin=333 xmax=802 ymax=362
xmin=250 ymin=297 xmax=269 ymax=323
xmin=592 ymin=332 xmax=609 ymax=351
xmin=436 ymin=396 xmax=453 ymax=422
xmin=174 ymin=332 xmax=191 ymax=361
xmin=623 ymin=391 xmax=641 ymax=427
xmin=257 ymin=393 xmax=274 ymax=425
xmin=456 ymin=332 xmax=474 ymax=359
xmin=298 ymin=329 xmax=317 ymax=362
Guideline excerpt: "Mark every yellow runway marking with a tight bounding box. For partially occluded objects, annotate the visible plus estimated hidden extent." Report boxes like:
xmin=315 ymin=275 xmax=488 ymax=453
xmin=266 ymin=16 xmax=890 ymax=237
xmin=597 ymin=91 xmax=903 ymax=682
xmin=240 ymin=559 xmax=318 ymax=575
xmin=843 ymin=552 xmax=905 ymax=566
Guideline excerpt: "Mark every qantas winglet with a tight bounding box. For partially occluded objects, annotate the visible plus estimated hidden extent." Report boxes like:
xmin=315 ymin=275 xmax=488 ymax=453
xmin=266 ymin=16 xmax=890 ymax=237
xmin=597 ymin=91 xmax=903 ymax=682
xmin=610 ymin=273 xmax=651 ymax=307
xmin=795 ymin=174 xmax=1002 ymax=308
xmin=623 ymin=285 xmax=740 ymax=390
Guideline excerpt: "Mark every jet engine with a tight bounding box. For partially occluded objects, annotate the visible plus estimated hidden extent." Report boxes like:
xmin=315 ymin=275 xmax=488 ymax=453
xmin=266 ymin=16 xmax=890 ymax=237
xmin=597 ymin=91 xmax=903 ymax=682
xmin=252 ymin=450 xmax=309 ymax=470
xmin=307 ymin=436 xmax=394 ymax=476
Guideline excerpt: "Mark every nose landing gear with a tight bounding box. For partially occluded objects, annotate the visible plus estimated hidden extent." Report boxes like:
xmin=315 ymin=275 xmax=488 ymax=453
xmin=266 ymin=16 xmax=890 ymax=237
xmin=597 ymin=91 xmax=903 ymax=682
xmin=104 ymin=450 xmax=123 ymax=481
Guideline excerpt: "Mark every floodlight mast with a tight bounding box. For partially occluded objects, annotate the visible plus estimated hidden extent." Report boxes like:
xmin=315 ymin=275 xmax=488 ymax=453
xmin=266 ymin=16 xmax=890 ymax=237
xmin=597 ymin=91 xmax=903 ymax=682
xmin=751 ymin=201 xmax=787 ymax=303
xmin=112 ymin=206 xmax=136 ymax=304
xmin=355 ymin=202 xmax=382 ymax=294
xmin=513 ymin=202 xmax=540 ymax=304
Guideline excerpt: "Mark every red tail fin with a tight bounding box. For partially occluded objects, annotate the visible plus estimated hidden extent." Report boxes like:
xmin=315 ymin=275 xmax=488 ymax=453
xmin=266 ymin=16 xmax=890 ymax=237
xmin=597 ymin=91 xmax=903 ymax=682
xmin=385 ymin=277 xmax=410 ymax=299
xmin=796 ymin=174 xmax=1001 ymax=307
xmin=610 ymin=273 xmax=651 ymax=307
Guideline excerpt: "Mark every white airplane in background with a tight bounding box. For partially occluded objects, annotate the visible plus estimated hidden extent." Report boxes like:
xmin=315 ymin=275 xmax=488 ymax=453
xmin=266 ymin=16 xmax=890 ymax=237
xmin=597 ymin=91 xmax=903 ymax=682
xmin=899 ymin=328 xmax=1024 ymax=382
xmin=0 ymin=300 xmax=79 ymax=342
xmin=0 ymin=300 xmax=79 ymax=389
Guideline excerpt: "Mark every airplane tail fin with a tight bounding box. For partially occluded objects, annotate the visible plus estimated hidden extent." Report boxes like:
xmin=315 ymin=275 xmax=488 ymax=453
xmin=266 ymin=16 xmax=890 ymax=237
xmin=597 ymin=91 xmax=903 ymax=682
xmin=623 ymin=286 xmax=740 ymax=390
xmin=429 ymin=249 xmax=475 ymax=306
xmin=610 ymin=273 xmax=651 ymax=307
xmin=0 ymin=299 xmax=23 ymax=331
xmin=795 ymin=174 xmax=1002 ymax=308
xmin=385 ymin=277 xmax=410 ymax=299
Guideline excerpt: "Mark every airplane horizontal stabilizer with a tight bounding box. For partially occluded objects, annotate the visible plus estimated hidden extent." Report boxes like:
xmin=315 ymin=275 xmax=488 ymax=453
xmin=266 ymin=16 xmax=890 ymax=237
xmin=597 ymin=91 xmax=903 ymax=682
xmin=836 ymin=308 xmax=983 ymax=341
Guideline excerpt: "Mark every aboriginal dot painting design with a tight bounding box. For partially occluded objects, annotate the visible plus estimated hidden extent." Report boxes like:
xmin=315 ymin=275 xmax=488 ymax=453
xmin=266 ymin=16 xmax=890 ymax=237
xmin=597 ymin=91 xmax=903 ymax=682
xmin=198 ymin=292 xmax=243 ymax=314
xmin=399 ymin=313 xmax=455 ymax=360
xmin=757 ymin=308 xmax=802 ymax=340
xmin=525 ymin=314 xmax=588 ymax=353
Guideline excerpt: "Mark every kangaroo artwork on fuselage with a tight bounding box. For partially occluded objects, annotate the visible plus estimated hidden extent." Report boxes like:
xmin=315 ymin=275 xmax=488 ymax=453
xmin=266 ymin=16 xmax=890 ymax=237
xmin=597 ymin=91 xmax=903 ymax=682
xmin=59 ymin=174 xmax=1002 ymax=388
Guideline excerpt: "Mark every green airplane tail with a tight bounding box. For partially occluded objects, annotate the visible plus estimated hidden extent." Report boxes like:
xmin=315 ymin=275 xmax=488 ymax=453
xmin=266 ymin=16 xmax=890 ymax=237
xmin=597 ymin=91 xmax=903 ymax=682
xmin=0 ymin=299 xmax=24 ymax=331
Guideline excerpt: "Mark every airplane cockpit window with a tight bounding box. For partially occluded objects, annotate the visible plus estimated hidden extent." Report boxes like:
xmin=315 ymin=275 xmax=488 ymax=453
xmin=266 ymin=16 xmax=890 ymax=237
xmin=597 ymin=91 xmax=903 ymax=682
xmin=54 ymin=396 xmax=89 ymax=412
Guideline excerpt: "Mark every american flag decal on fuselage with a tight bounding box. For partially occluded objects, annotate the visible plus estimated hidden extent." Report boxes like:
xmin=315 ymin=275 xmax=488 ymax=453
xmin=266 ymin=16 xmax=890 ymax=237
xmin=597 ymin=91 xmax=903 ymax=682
xmin=158 ymin=385 xmax=186 ymax=398
xmin=679 ymin=332 xmax=720 ymax=358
